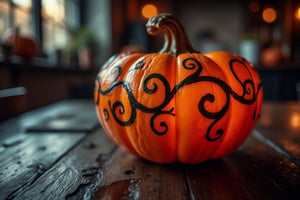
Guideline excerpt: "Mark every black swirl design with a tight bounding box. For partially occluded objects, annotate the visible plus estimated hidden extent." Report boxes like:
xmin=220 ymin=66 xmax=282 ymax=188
xmin=150 ymin=108 xmax=175 ymax=136
xmin=100 ymin=54 xmax=118 ymax=71
xmin=95 ymin=57 xmax=262 ymax=142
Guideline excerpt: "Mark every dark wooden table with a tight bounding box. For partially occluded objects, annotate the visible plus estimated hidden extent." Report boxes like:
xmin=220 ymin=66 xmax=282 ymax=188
xmin=0 ymin=100 xmax=299 ymax=200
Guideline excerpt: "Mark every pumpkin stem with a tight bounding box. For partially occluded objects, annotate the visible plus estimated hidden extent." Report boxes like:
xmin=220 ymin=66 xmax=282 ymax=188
xmin=146 ymin=13 xmax=197 ymax=56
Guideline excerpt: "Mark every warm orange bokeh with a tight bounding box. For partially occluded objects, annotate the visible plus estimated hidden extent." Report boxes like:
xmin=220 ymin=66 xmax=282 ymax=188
xmin=141 ymin=4 xmax=158 ymax=19
xmin=295 ymin=7 xmax=300 ymax=20
xmin=262 ymin=7 xmax=277 ymax=23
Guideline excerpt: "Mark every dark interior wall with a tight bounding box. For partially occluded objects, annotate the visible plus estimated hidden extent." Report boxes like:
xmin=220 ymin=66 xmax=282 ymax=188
xmin=85 ymin=0 xmax=244 ymax=55
xmin=174 ymin=0 xmax=243 ymax=54
xmin=0 ymin=63 xmax=97 ymax=110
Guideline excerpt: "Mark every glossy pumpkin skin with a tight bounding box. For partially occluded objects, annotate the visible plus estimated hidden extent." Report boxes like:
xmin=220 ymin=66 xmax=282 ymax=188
xmin=94 ymin=14 xmax=263 ymax=164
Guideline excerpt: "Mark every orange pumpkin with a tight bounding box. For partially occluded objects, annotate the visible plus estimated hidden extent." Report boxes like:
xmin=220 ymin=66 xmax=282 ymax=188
xmin=95 ymin=13 xmax=263 ymax=164
xmin=3 ymin=28 xmax=38 ymax=58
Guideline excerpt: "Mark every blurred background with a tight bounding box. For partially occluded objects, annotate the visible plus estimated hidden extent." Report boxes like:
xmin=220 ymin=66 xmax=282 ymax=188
xmin=0 ymin=0 xmax=300 ymax=121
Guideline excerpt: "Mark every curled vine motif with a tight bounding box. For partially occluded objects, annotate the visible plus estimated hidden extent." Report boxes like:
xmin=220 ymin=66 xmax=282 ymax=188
xmin=95 ymin=57 xmax=262 ymax=142
xmin=150 ymin=108 xmax=176 ymax=136
xmin=198 ymin=92 xmax=230 ymax=141
xmin=108 ymin=100 xmax=136 ymax=126
xmin=143 ymin=73 xmax=171 ymax=103
xmin=229 ymin=59 xmax=257 ymax=104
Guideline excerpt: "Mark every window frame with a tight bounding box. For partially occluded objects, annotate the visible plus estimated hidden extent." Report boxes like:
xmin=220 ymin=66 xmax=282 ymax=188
xmin=1 ymin=0 xmax=83 ymax=57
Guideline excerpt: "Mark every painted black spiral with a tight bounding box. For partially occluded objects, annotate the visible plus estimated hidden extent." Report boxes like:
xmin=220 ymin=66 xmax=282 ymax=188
xmin=95 ymin=57 xmax=262 ymax=142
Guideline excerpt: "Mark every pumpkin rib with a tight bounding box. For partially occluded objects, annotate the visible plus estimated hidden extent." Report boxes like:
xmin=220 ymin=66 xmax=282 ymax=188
xmin=203 ymin=55 xmax=233 ymax=161
xmin=175 ymin=53 xmax=229 ymax=163
xmin=151 ymin=54 xmax=177 ymax=163
xmin=200 ymin=53 xmax=235 ymax=160
xmin=242 ymin=59 xmax=264 ymax=123
xmin=205 ymin=52 xmax=262 ymax=159
xmin=101 ymin=53 xmax=143 ymax=157
xmin=195 ymin=54 xmax=232 ymax=162
xmin=129 ymin=55 xmax=155 ymax=159
xmin=207 ymin=53 xmax=243 ymax=159
xmin=123 ymin=53 xmax=177 ymax=163
xmin=120 ymin=55 xmax=148 ymax=158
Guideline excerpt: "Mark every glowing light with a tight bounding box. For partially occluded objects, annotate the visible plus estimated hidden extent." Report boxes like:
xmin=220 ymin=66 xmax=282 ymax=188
xmin=142 ymin=4 xmax=158 ymax=19
xmin=295 ymin=7 xmax=300 ymax=20
xmin=290 ymin=113 xmax=300 ymax=128
xmin=262 ymin=8 xmax=277 ymax=23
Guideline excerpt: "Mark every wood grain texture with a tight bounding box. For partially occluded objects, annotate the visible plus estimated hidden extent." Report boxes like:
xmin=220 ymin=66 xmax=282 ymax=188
xmin=185 ymin=159 xmax=251 ymax=200
xmin=1 ymin=100 xmax=300 ymax=200
xmin=225 ymin=134 xmax=300 ymax=200
xmin=0 ymin=133 xmax=85 ymax=200
xmin=8 ymin=129 xmax=116 ymax=200
xmin=0 ymin=99 xmax=98 ymax=141
xmin=256 ymin=102 xmax=300 ymax=163
xmin=93 ymin=149 xmax=188 ymax=200
xmin=185 ymin=133 xmax=300 ymax=200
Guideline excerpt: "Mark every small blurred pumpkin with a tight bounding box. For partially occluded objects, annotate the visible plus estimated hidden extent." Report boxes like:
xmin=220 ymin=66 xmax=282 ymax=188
xmin=95 ymin=13 xmax=263 ymax=164
xmin=261 ymin=46 xmax=284 ymax=67
xmin=2 ymin=27 xmax=38 ymax=58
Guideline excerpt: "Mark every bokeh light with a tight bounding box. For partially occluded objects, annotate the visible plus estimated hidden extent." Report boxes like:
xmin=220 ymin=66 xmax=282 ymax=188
xmin=295 ymin=7 xmax=300 ymax=20
xmin=262 ymin=7 xmax=277 ymax=23
xmin=142 ymin=4 xmax=158 ymax=19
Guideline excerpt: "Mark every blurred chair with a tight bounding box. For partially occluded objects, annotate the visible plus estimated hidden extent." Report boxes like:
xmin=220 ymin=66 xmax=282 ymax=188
xmin=0 ymin=87 xmax=28 ymax=122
